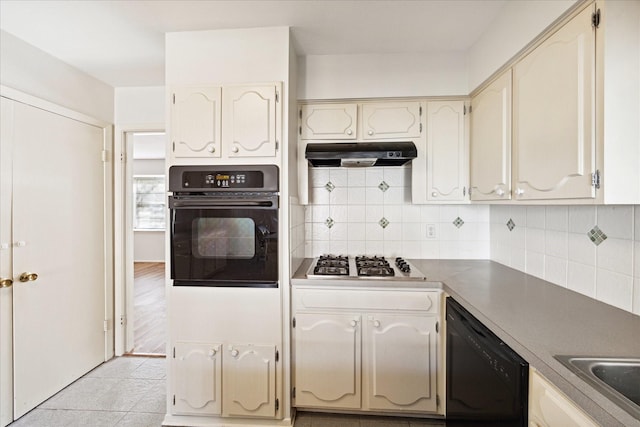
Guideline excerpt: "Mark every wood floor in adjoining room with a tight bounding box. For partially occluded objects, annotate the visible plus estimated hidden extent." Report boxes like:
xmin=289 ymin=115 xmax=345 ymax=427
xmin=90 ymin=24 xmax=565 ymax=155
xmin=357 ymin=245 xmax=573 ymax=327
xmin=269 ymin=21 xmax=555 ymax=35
xmin=133 ymin=262 xmax=166 ymax=355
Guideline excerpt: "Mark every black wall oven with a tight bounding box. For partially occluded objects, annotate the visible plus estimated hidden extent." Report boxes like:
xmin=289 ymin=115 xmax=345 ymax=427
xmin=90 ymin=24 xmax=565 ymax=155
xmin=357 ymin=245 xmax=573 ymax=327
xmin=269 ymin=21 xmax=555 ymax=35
xmin=446 ymin=297 xmax=529 ymax=426
xmin=169 ymin=165 xmax=279 ymax=288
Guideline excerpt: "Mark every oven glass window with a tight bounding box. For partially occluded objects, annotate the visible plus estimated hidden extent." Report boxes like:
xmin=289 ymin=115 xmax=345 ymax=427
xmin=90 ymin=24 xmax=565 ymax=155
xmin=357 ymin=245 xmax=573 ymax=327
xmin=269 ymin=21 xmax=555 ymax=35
xmin=193 ymin=218 xmax=255 ymax=259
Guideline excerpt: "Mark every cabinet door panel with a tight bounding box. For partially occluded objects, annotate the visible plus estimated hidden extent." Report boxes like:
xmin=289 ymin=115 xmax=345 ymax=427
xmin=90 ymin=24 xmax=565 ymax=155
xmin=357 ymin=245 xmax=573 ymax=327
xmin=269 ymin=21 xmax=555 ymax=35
xmin=300 ymin=104 xmax=357 ymax=140
xmin=172 ymin=87 xmax=221 ymax=158
xmin=470 ymin=71 xmax=512 ymax=201
xmin=173 ymin=342 xmax=222 ymax=415
xmin=427 ymin=101 xmax=467 ymax=201
xmin=513 ymin=6 xmax=595 ymax=200
xmin=224 ymin=85 xmax=278 ymax=157
xmin=294 ymin=313 xmax=361 ymax=409
xmin=224 ymin=344 xmax=276 ymax=418
xmin=362 ymin=102 xmax=422 ymax=139
xmin=365 ymin=315 xmax=437 ymax=412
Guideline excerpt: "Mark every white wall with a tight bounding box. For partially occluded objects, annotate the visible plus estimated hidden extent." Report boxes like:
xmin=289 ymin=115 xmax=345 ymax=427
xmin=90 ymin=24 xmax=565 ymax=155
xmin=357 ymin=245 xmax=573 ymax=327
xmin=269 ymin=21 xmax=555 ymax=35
xmin=467 ymin=0 xmax=578 ymax=91
xmin=166 ymin=27 xmax=291 ymax=85
xmin=114 ymin=86 xmax=165 ymax=125
xmin=297 ymin=52 xmax=468 ymax=100
xmin=490 ymin=205 xmax=640 ymax=316
xmin=0 ymin=30 xmax=114 ymax=123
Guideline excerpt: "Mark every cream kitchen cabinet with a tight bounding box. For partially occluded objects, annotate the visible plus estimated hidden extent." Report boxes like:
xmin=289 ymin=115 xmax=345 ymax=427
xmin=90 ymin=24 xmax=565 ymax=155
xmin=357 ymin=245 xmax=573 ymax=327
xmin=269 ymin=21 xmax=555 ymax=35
xmin=171 ymin=86 xmax=222 ymax=158
xmin=294 ymin=312 xmax=362 ymax=409
xmin=170 ymin=83 xmax=281 ymax=160
xmin=292 ymin=288 xmax=442 ymax=415
xmin=364 ymin=313 xmax=438 ymax=412
xmin=361 ymin=101 xmax=423 ymax=140
xmin=171 ymin=341 xmax=278 ymax=418
xmin=529 ymin=368 xmax=598 ymax=427
xmin=470 ymin=70 xmax=512 ymax=201
xmin=512 ymin=5 xmax=596 ymax=201
xmin=173 ymin=342 xmax=222 ymax=416
xmin=299 ymin=103 xmax=358 ymax=140
xmin=413 ymin=100 xmax=468 ymax=203
xmin=222 ymin=83 xmax=281 ymax=158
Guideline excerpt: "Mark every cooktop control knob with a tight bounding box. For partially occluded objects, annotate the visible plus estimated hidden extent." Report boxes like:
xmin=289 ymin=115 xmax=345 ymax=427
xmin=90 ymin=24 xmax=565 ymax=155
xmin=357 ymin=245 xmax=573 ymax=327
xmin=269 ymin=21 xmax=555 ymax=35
xmin=395 ymin=257 xmax=411 ymax=273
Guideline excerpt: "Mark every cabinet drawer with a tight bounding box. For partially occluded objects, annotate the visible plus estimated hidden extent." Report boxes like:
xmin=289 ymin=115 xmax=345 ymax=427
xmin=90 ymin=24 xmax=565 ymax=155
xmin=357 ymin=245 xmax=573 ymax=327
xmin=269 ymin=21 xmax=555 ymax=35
xmin=295 ymin=289 xmax=440 ymax=313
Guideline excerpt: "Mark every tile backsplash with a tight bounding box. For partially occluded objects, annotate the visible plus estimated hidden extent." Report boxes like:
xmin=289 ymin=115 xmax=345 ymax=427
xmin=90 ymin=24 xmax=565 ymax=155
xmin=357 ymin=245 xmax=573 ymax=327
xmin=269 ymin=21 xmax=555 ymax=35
xmin=298 ymin=167 xmax=639 ymax=316
xmin=490 ymin=205 xmax=640 ymax=315
xmin=303 ymin=166 xmax=490 ymax=259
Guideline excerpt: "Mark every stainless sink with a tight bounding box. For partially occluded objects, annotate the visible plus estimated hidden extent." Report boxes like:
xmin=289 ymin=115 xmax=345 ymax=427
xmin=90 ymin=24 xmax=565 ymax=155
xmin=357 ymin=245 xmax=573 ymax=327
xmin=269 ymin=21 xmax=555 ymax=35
xmin=555 ymin=356 xmax=640 ymax=421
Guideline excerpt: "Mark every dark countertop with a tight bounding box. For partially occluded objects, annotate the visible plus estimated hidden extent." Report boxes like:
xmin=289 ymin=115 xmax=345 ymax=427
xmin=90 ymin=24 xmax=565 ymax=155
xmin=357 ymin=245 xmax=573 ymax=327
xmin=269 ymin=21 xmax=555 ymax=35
xmin=291 ymin=259 xmax=640 ymax=427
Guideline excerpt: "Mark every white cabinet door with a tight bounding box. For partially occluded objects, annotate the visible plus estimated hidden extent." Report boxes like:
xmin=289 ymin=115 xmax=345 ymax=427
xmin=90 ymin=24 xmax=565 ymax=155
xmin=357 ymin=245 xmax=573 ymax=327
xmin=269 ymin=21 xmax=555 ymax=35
xmin=223 ymin=84 xmax=279 ymax=158
xmin=300 ymin=103 xmax=357 ymax=140
xmin=294 ymin=312 xmax=361 ymax=409
xmin=426 ymin=101 xmax=467 ymax=201
xmin=171 ymin=86 xmax=222 ymax=158
xmin=361 ymin=102 xmax=423 ymax=139
xmin=470 ymin=70 xmax=512 ymax=201
xmin=529 ymin=369 xmax=598 ymax=427
xmin=513 ymin=6 xmax=596 ymax=200
xmin=173 ymin=342 xmax=222 ymax=416
xmin=364 ymin=314 xmax=438 ymax=412
xmin=223 ymin=344 xmax=277 ymax=418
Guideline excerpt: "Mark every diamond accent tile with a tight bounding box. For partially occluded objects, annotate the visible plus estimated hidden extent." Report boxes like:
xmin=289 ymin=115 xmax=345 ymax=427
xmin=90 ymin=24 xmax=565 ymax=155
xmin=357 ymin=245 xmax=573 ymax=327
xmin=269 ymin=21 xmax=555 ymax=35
xmin=378 ymin=217 xmax=390 ymax=228
xmin=325 ymin=217 xmax=335 ymax=228
xmin=453 ymin=217 xmax=464 ymax=228
xmin=507 ymin=218 xmax=516 ymax=231
xmin=378 ymin=181 xmax=390 ymax=192
xmin=587 ymin=225 xmax=607 ymax=246
xmin=324 ymin=181 xmax=335 ymax=192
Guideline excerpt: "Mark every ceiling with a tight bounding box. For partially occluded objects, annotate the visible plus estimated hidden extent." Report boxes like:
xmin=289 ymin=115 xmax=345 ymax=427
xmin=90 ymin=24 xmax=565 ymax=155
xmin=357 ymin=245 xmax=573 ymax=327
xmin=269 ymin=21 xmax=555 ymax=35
xmin=0 ymin=0 xmax=507 ymax=88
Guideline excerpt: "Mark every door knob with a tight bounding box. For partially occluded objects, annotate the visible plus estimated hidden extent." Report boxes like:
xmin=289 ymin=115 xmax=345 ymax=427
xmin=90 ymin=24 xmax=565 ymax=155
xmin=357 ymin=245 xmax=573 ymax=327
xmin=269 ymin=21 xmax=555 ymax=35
xmin=232 ymin=146 xmax=239 ymax=153
xmin=0 ymin=278 xmax=13 ymax=288
xmin=19 ymin=272 xmax=38 ymax=282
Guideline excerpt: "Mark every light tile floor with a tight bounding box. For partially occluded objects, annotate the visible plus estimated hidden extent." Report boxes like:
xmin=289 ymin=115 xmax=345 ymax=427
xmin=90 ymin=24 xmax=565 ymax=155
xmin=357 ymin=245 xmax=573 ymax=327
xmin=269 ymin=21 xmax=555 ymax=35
xmin=9 ymin=356 xmax=166 ymax=427
xmin=9 ymin=356 xmax=447 ymax=427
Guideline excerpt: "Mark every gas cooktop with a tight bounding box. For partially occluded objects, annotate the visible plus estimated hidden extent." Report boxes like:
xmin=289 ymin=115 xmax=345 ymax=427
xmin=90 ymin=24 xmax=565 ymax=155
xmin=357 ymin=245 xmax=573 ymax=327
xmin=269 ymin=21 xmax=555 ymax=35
xmin=306 ymin=255 xmax=426 ymax=281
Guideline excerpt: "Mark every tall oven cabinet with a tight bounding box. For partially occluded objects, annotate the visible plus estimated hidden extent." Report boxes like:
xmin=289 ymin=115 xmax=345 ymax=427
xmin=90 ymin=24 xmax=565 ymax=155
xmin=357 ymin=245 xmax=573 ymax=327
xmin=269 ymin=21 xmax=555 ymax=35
xmin=165 ymin=26 xmax=295 ymax=427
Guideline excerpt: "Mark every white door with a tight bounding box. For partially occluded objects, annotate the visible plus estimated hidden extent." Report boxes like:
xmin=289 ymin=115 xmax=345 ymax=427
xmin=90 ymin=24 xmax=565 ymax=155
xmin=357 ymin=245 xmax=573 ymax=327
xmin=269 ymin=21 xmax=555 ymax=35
xmin=223 ymin=344 xmax=277 ymax=418
xmin=294 ymin=312 xmax=361 ymax=410
xmin=361 ymin=101 xmax=423 ymax=139
xmin=512 ymin=5 xmax=596 ymax=200
xmin=364 ymin=314 xmax=438 ymax=412
xmin=171 ymin=86 xmax=222 ymax=158
xmin=300 ymin=103 xmax=357 ymax=140
xmin=222 ymin=84 xmax=280 ymax=157
xmin=426 ymin=100 xmax=467 ymax=201
xmin=173 ymin=342 xmax=222 ymax=416
xmin=11 ymin=100 xmax=107 ymax=418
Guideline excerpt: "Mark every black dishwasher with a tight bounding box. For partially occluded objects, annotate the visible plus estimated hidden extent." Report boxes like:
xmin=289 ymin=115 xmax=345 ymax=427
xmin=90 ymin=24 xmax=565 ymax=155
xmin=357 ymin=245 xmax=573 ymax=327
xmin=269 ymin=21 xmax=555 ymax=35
xmin=446 ymin=297 xmax=529 ymax=426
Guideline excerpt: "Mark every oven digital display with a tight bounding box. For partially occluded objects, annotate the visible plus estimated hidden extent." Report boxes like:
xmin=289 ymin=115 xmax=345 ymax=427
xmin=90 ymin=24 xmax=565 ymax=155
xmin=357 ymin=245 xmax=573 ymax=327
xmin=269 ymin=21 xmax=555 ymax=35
xmin=183 ymin=171 xmax=264 ymax=189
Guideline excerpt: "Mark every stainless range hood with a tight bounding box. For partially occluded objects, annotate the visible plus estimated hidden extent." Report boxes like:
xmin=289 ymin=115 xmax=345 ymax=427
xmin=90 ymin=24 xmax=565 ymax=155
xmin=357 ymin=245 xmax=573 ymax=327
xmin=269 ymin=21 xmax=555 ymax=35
xmin=305 ymin=141 xmax=417 ymax=167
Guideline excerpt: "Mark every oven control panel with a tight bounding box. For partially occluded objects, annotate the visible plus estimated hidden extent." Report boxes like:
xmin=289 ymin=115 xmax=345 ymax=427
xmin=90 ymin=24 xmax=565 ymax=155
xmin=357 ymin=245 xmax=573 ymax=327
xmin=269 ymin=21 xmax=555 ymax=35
xmin=169 ymin=165 xmax=279 ymax=193
xmin=182 ymin=171 xmax=264 ymax=189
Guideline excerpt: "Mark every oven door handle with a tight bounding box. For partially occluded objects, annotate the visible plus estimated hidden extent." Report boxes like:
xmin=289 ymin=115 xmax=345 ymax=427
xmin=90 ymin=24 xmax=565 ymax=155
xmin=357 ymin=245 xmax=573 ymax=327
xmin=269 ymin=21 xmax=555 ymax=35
xmin=169 ymin=197 xmax=278 ymax=209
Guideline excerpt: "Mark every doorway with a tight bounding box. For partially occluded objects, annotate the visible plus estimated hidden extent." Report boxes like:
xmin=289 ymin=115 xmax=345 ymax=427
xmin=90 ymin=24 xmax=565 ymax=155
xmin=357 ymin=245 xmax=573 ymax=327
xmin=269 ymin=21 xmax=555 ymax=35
xmin=125 ymin=131 xmax=167 ymax=356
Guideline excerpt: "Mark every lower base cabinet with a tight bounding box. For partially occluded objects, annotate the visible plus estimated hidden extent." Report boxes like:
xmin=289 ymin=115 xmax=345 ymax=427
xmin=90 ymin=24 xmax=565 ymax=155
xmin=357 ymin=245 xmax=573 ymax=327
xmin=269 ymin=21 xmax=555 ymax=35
xmin=529 ymin=368 xmax=598 ymax=427
xmin=172 ymin=342 xmax=278 ymax=419
xmin=293 ymin=288 xmax=441 ymax=415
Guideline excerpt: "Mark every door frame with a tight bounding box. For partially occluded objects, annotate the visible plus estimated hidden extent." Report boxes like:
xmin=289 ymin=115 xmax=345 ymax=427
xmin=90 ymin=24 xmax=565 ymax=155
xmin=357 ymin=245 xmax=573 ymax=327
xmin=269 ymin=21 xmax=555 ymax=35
xmin=0 ymin=85 xmax=113 ymax=425
xmin=113 ymin=124 xmax=165 ymax=356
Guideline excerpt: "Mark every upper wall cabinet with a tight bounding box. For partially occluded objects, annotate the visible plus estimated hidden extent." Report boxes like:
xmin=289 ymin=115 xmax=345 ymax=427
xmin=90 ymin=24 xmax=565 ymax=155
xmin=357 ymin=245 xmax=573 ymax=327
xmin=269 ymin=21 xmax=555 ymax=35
xmin=470 ymin=70 xmax=512 ymax=201
xmin=222 ymin=84 xmax=280 ymax=158
xmin=170 ymin=83 xmax=281 ymax=161
xmin=361 ymin=102 xmax=422 ymax=139
xmin=300 ymin=103 xmax=357 ymax=140
xmin=512 ymin=5 xmax=596 ymax=201
xmin=425 ymin=100 xmax=468 ymax=202
xmin=171 ymin=87 xmax=222 ymax=158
